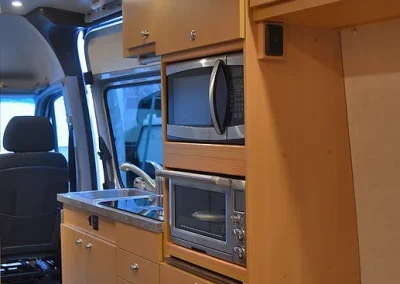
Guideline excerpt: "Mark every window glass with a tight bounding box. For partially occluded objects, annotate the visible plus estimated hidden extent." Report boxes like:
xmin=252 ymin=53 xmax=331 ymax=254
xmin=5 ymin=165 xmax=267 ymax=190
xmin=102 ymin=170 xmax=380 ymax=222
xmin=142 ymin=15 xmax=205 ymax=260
xmin=53 ymin=96 xmax=69 ymax=161
xmin=0 ymin=97 xmax=35 ymax=153
xmin=106 ymin=83 xmax=162 ymax=188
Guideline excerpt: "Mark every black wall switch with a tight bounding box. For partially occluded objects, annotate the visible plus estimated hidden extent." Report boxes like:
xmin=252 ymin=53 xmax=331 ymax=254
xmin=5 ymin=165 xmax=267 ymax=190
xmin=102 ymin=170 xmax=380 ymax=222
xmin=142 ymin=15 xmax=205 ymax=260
xmin=265 ymin=24 xmax=284 ymax=57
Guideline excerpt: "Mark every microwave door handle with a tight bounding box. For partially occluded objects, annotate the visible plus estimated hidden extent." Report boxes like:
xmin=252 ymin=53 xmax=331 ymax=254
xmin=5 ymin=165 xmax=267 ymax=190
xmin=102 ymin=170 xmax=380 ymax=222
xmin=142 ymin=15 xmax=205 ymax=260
xmin=209 ymin=59 xmax=226 ymax=135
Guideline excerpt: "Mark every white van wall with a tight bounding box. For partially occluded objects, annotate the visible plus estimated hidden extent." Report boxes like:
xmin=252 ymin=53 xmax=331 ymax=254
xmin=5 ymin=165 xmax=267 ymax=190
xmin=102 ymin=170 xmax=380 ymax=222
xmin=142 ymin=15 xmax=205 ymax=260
xmin=0 ymin=15 xmax=64 ymax=89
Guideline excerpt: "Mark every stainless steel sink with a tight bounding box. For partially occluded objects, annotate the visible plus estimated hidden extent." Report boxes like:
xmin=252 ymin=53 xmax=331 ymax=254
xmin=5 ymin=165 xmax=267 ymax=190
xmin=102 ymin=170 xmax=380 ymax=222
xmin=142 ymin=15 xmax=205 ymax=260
xmin=73 ymin=189 xmax=153 ymax=201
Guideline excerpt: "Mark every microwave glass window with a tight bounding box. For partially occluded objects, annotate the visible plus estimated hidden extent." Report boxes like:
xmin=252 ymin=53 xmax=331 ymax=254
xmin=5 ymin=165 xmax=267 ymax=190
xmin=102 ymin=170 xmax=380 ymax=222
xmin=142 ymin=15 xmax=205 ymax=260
xmin=174 ymin=185 xmax=226 ymax=241
xmin=168 ymin=68 xmax=213 ymax=127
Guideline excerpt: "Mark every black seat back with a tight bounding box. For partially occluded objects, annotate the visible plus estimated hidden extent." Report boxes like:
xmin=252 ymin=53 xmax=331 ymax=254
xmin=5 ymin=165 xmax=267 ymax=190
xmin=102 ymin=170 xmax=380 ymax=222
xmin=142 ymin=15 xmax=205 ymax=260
xmin=0 ymin=116 xmax=68 ymax=260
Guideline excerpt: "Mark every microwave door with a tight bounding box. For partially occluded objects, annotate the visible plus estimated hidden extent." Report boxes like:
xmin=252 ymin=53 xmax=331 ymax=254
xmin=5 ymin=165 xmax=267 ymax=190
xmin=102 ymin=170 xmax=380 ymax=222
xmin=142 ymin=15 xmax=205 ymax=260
xmin=209 ymin=59 xmax=229 ymax=135
xmin=167 ymin=55 xmax=228 ymax=142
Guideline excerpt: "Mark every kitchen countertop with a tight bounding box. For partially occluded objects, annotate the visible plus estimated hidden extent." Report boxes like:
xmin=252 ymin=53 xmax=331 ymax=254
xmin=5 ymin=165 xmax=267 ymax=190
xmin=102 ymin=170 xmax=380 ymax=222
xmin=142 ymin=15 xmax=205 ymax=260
xmin=57 ymin=192 xmax=164 ymax=234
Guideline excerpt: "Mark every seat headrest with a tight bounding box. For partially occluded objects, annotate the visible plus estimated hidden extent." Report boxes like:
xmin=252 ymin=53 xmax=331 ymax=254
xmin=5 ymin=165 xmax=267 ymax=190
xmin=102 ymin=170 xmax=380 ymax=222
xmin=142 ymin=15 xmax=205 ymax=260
xmin=3 ymin=116 xmax=55 ymax=153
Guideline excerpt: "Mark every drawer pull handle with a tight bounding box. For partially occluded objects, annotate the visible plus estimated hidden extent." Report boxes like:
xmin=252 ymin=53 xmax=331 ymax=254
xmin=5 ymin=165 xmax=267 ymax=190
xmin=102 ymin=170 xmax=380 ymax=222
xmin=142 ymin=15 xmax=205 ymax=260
xmin=85 ymin=243 xmax=92 ymax=250
xmin=130 ymin=264 xmax=139 ymax=271
xmin=141 ymin=30 xmax=149 ymax=39
xmin=75 ymin=239 xmax=82 ymax=245
xmin=189 ymin=30 xmax=196 ymax=41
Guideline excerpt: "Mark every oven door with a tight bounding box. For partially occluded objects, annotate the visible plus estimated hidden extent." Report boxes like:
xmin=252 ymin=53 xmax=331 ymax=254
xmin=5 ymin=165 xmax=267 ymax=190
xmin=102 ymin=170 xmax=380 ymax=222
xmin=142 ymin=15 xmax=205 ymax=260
xmin=169 ymin=178 xmax=235 ymax=258
xmin=166 ymin=54 xmax=230 ymax=142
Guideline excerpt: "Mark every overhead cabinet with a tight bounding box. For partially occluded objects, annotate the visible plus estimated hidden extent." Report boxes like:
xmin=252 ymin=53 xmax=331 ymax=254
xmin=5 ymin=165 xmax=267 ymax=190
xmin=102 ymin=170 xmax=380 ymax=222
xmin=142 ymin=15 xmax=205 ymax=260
xmin=123 ymin=0 xmax=157 ymax=57
xmin=155 ymin=0 xmax=245 ymax=55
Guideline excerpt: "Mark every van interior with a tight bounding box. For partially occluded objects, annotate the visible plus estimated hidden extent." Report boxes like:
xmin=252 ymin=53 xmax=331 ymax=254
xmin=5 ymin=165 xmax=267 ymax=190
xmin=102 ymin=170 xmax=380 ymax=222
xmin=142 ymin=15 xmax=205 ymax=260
xmin=0 ymin=0 xmax=399 ymax=283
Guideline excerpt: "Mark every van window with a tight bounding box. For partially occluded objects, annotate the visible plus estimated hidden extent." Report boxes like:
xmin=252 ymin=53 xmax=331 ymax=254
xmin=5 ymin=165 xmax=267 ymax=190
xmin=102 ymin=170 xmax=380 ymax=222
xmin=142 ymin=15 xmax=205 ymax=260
xmin=52 ymin=96 xmax=69 ymax=160
xmin=105 ymin=83 xmax=162 ymax=188
xmin=0 ymin=97 xmax=35 ymax=153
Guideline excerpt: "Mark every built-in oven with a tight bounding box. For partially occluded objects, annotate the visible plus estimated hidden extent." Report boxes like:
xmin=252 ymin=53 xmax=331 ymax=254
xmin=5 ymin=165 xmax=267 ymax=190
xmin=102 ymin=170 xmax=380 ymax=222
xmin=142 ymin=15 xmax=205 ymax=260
xmin=158 ymin=170 xmax=246 ymax=266
xmin=166 ymin=52 xmax=244 ymax=145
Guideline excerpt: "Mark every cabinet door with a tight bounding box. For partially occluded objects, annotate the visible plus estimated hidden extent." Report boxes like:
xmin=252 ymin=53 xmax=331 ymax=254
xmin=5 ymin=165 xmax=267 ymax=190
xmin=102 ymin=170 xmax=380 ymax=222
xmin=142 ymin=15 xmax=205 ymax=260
xmin=156 ymin=0 xmax=245 ymax=55
xmin=123 ymin=0 xmax=157 ymax=57
xmin=61 ymin=225 xmax=86 ymax=284
xmin=160 ymin=263 xmax=214 ymax=284
xmin=85 ymin=231 xmax=117 ymax=284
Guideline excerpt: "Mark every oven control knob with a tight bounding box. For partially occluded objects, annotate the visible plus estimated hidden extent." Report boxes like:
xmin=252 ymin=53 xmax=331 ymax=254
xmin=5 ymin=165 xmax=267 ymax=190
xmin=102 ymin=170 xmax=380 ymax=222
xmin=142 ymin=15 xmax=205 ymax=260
xmin=233 ymin=228 xmax=245 ymax=241
xmin=233 ymin=246 xmax=245 ymax=260
xmin=231 ymin=215 xmax=240 ymax=223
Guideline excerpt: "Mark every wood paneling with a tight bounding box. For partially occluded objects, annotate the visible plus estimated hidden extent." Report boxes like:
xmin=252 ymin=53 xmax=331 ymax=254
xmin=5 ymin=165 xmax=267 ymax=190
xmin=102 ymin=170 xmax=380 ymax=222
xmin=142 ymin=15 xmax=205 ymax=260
xmin=155 ymin=0 xmax=245 ymax=55
xmin=116 ymin=222 xmax=163 ymax=263
xmin=162 ymin=40 xmax=243 ymax=64
xmin=165 ymin=242 xmax=248 ymax=282
xmin=251 ymin=0 xmax=289 ymax=7
xmin=164 ymin=142 xmax=246 ymax=176
xmin=253 ymin=0 xmax=400 ymax=29
xmin=117 ymin=249 xmax=159 ymax=284
xmin=341 ymin=19 xmax=400 ymax=284
xmin=63 ymin=206 xmax=116 ymax=244
xmin=245 ymin=15 xmax=360 ymax=284
xmin=117 ymin=277 xmax=131 ymax=284
xmin=160 ymin=263 xmax=214 ymax=284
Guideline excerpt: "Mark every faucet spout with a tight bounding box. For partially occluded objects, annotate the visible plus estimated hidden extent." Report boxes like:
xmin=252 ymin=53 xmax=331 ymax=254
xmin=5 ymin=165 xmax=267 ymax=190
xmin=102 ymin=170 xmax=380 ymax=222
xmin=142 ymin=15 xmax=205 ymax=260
xmin=119 ymin=162 xmax=156 ymax=191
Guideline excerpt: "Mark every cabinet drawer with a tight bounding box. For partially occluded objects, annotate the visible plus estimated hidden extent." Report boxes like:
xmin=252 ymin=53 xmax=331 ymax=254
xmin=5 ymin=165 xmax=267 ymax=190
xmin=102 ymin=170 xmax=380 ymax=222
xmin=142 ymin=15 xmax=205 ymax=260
xmin=116 ymin=222 xmax=162 ymax=263
xmin=160 ymin=263 xmax=214 ymax=284
xmin=123 ymin=0 xmax=157 ymax=57
xmin=117 ymin=249 xmax=159 ymax=284
xmin=63 ymin=206 xmax=116 ymax=244
xmin=156 ymin=0 xmax=245 ymax=55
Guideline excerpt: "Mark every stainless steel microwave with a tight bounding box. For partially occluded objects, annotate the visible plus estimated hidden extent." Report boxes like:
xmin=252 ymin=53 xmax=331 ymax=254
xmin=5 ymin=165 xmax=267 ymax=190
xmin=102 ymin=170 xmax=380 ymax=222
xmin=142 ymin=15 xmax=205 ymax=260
xmin=158 ymin=169 xmax=246 ymax=267
xmin=166 ymin=52 xmax=244 ymax=145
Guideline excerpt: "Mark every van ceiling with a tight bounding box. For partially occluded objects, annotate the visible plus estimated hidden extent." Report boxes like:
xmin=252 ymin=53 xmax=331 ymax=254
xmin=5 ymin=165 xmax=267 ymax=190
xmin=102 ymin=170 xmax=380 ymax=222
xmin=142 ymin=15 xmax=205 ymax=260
xmin=0 ymin=0 xmax=91 ymax=15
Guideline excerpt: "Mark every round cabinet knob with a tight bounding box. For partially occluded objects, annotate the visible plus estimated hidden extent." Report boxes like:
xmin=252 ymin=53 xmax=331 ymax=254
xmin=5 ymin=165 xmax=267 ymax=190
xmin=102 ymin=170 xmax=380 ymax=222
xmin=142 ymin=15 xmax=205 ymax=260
xmin=233 ymin=228 xmax=245 ymax=241
xmin=233 ymin=246 xmax=245 ymax=259
xmin=130 ymin=264 xmax=139 ymax=271
xmin=75 ymin=238 xmax=82 ymax=245
xmin=189 ymin=30 xmax=196 ymax=41
xmin=85 ymin=243 xmax=92 ymax=250
xmin=141 ymin=30 xmax=150 ymax=39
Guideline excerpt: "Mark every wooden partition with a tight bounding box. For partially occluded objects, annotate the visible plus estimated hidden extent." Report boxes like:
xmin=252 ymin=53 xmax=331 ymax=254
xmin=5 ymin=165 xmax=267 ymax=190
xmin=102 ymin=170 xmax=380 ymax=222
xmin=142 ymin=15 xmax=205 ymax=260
xmin=245 ymin=17 xmax=360 ymax=284
xmin=341 ymin=19 xmax=400 ymax=284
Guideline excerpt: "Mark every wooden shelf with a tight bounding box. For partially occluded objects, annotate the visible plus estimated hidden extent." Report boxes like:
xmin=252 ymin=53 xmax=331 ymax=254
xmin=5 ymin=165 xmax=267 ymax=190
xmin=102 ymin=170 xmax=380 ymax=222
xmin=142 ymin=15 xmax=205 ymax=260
xmin=163 ymin=142 xmax=246 ymax=176
xmin=165 ymin=242 xmax=248 ymax=283
xmin=252 ymin=0 xmax=400 ymax=28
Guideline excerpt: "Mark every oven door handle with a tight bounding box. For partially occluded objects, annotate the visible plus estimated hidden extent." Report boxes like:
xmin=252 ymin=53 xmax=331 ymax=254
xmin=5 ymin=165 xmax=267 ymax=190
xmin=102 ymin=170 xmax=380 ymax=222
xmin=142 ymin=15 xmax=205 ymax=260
xmin=209 ymin=59 xmax=228 ymax=135
xmin=158 ymin=169 xmax=236 ymax=188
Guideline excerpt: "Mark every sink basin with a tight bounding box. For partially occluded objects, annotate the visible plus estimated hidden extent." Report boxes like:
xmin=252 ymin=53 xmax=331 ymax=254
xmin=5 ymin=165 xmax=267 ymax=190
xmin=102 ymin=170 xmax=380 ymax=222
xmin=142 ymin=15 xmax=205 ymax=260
xmin=98 ymin=197 xmax=164 ymax=222
xmin=73 ymin=189 xmax=153 ymax=201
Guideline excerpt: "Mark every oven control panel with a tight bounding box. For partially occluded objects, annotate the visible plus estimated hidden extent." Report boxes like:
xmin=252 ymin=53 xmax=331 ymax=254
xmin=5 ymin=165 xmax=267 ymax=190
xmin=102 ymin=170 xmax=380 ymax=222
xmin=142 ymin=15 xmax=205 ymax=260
xmin=231 ymin=212 xmax=246 ymax=265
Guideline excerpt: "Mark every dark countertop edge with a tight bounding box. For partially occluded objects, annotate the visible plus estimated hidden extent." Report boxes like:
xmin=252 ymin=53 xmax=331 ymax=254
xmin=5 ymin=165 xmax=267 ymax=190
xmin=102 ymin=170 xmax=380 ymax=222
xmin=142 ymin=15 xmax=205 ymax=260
xmin=57 ymin=193 xmax=164 ymax=234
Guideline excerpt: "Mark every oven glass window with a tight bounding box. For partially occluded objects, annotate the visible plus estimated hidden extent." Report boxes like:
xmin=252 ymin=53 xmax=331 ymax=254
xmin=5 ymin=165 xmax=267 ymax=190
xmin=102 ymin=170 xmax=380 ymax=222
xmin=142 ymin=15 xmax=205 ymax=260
xmin=174 ymin=185 xmax=226 ymax=241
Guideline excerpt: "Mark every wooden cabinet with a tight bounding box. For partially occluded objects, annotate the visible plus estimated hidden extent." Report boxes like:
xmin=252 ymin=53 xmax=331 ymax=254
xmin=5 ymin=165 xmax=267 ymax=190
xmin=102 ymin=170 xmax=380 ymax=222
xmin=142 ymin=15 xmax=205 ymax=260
xmin=155 ymin=0 xmax=245 ymax=55
xmin=160 ymin=263 xmax=214 ymax=284
xmin=61 ymin=224 xmax=117 ymax=284
xmin=117 ymin=249 xmax=159 ymax=284
xmin=61 ymin=225 xmax=86 ymax=284
xmin=122 ymin=0 xmax=157 ymax=57
xmin=85 ymin=232 xmax=117 ymax=284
